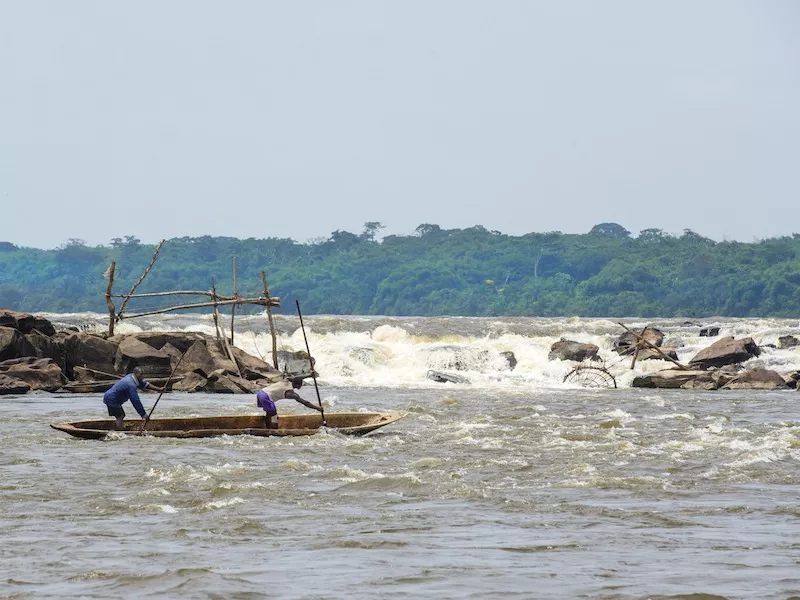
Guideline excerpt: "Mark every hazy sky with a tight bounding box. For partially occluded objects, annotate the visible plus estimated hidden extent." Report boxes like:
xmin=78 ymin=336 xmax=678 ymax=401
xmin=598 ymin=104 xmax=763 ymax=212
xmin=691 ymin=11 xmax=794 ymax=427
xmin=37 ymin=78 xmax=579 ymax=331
xmin=1 ymin=1 xmax=798 ymax=249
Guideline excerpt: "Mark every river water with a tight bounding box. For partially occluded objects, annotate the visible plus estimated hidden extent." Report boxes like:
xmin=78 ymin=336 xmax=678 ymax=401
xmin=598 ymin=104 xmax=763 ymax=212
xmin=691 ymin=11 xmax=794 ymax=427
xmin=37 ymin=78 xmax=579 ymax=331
xmin=2 ymin=314 xmax=800 ymax=599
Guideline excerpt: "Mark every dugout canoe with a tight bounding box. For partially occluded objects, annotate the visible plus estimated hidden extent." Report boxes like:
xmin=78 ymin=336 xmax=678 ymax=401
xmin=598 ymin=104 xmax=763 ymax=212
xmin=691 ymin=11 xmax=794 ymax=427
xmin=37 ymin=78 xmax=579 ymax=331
xmin=51 ymin=412 xmax=405 ymax=440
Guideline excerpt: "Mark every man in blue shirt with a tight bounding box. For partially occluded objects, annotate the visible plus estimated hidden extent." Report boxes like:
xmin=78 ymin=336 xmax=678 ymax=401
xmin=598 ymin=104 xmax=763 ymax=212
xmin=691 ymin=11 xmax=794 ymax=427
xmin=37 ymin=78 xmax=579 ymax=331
xmin=103 ymin=366 xmax=164 ymax=430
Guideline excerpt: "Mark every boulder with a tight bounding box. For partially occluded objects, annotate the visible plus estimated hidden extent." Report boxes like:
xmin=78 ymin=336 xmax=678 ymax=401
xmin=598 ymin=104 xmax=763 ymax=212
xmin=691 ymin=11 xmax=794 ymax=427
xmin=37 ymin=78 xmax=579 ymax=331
xmin=613 ymin=327 xmax=664 ymax=355
xmin=721 ymin=368 xmax=788 ymax=390
xmin=0 ymin=357 xmax=66 ymax=391
xmin=426 ymin=370 xmax=471 ymax=384
xmin=778 ymin=335 xmax=799 ymax=350
xmin=636 ymin=347 xmax=679 ymax=362
xmin=54 ymin=331 xmax=119 ymax=378
xmin=114 ymin=337 xmax=172 ymax=378
xmin=204 ymin=369 xmax=249 ymax=393
xmin=548 ymin=339 xmax=600 ymax=362
xmin=632 ymin=369 xmax=713 ymax=389
xmin=171 ymin=372 xmax=208 ymax=393
xmin=700 ymin=326 xmax=720 ymax=337
xmin=688 ymin=337 xmax=760 ymax=370
xmin=0 ymin=309 xmax=56 ymax=336
xmin=24 ymin=329 xmax=65 ymax=371
xmin=176 ymin=340 xmax=217 ymax=378
xmin=0 ymin=373 xmax=30 ymax=395
xmin=160 ymin=343 xmax=184 ymax=369
xmin=126 ymin=331 xmax=206 ymax=353
xmin=230 ymin=346 xmax=280 ymax=380
xmin=0 ymin=326 xmax=37 ymax=361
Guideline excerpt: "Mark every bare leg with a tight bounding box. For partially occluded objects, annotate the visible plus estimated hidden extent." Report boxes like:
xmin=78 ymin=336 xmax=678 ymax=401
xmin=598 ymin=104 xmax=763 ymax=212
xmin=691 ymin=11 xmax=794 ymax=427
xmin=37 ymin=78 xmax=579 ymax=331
xmin=263 ymin=415 xmax=278 ymax=429
xmin=115 ymin=417 xmax=125 ymax=431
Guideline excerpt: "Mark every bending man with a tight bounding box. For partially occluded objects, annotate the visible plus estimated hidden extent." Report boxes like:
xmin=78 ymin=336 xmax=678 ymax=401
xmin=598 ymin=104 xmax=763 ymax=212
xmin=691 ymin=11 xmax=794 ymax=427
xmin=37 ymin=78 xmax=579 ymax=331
xmin=103 ymin=366 xmax=164 ymax=430
xmin=256 ymin=377 xmax=322 ymax=429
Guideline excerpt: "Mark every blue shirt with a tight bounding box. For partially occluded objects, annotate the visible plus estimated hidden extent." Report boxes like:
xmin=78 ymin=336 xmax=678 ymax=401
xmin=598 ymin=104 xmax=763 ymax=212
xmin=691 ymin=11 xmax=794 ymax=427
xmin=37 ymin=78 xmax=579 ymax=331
xmin=103 ymin=374 xmax=149 ymax=418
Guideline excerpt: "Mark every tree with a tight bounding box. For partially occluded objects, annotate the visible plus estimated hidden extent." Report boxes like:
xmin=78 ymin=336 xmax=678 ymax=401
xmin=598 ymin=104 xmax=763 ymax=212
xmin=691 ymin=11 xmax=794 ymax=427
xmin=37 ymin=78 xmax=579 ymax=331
xmin=589 ymin=222 xmax=631 ymax=238
xmin=360 ymin=221 xmax=385 ymax=242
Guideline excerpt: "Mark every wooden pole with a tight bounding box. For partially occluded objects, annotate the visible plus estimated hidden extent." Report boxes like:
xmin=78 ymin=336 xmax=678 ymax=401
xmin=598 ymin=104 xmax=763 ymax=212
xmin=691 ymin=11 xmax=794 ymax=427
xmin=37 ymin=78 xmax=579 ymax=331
xmin=618 ymin=322 xmax=689 ymax=370
xmin=105 ymin=261 xmax=116 ymax=336
xmin=211 ymin=278 xmax=221 ymax=342
xmin=138 ymin=352 xmax=186 ymax=435
xmin=230 ymin=256 xmax=237 ymax=346
xmin=119 ymin=296 xmax=279 ymax=320
xmin=261 ymin=271 xmax=279 ymax=369
xmin=116 ymin=239 xmax=165 ymax=320
xmin=296 ymin=300 xmax=326 ymax=426
xmin=212 ymin=278 xmax=241 ymax=377
xmin=629 ymin=326 xmax=647 ymax=369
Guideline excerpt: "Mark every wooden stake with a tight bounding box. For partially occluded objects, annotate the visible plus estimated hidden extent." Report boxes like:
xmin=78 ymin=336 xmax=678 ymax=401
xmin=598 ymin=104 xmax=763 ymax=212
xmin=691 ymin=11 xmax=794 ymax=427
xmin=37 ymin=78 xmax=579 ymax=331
xmin=230 ymin=256 xmax=237 ymax=345
xmin=629 ymin=326 xmax=647 ymax=369
xmin=116 ymin=239 xmax=165 ymax=320
xmin=212 ymin=278 xmax=241 ymax=377
xmin=261 ymin=271 xmax=279 ymax=369
xmin=105 ymin=261 xmax=116 ymax=336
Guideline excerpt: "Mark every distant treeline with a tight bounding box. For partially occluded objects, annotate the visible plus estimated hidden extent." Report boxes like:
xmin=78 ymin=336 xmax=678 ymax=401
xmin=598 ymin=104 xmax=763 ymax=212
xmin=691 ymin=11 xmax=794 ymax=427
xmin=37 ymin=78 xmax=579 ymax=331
xmin=1 ymin=223 xmax=799 ymax=318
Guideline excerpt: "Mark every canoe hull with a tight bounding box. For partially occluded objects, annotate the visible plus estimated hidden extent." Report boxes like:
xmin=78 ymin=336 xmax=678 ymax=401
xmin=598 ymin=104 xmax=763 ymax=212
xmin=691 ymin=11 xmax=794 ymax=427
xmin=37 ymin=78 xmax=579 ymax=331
xmin=51 ymin=412 xmax=405 ymax=440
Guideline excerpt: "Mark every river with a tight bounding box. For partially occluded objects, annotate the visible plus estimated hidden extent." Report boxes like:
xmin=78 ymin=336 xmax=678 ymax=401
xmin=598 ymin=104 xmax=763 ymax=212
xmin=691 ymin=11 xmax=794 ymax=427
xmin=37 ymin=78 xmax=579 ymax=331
xmin=2 ymin=314 xmax=800 ymax=599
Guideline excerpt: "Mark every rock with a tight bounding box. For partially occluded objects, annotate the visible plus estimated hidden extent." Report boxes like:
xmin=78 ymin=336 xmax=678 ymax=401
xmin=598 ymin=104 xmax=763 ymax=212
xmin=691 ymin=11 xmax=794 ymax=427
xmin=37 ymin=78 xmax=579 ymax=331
xmin=688 ymin=337 xmax=760 ymax=370
xmin=721 ymin=368 xmax=788 ymax=390
xmin=664 ymin=337 xmax=686 ymax=349
xmin=613 ymin=327 xmax=664 ymax=355
xmin=632 ymin=369 xmax=714 ymax=389
xmin=24 ymin=329 xmax=65 ymax=371
xmin=426 ymin=370 xmax=471 ymax=384
xmin=125 ymin=331 xmax=206 ymax=353
xmin=548 ymin=339 xmax=600 ymax=362
xmin=0 ymin=326 xmax=37 ymax=361
xmin=778 ymin=335 xmax=799 ymax=349
xmin=204 ymin=369 xmax=248 ymax=393
xmin=0 ymin=357 xmax=66 ymax=391
xmin=0 ymin=309 xmax=56 ymax=336
xmin=0 ymin=373 xmax=30 ymax=395
xmin=230 ymin=346 xmax=280 ymax=381
xmin=700 ymin=326 xmax=720 ymax=337
xmin=177 ymin=340 xmax=218 ymax=378
xmin=54 ymin=331 xmax=119 ymax=378
xmin=73 ymin=366 xmax=116 ymax=383
xmin=114 ymin=337 xmax=172 ymax=378
xmin=500 ymin=351 xmax=517 ymax=371
xmin=636 ymin=347 xmax=679 ymax=361
xmin=160 ymin=343 xmax=184 ymax=369
xmin=171 ymin=372 xmax=207 ymax=393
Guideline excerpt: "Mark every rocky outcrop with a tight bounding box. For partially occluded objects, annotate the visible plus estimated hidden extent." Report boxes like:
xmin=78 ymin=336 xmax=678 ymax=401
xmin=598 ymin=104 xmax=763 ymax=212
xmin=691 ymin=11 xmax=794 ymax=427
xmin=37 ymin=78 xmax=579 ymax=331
xmin=0 ymin=357 xmax=66 ymax=391
xmin=688 ymin=336 xmax=760 ymax=370
xmin=549 ymin=339 xmax=600 ymax=362
xmin=0 ymin=326 xmax=37 ymax=362
xmin=778 ymin=335 xmax=799 ymax=350
xmin=0 ymin=308 xmax=287 ymax=395
xmin=700 ymin=326 xmax=720 ymax=337
xmin=0 ymin=309 xmax=56 ymax=336
xmin=0 ymin=373 xmax=30 ymax=395
xmin=635 ymin=347 xmax=679 ymax=362
xmin=632 ymin=369 xmax=712 ymax=389
xmin=721 ymin=368 xmax=788 ymax=390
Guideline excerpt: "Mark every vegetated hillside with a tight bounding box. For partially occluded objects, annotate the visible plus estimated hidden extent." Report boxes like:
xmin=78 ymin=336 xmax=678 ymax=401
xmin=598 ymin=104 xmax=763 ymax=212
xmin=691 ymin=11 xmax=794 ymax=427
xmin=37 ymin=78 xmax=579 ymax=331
xmin=1 ymin=223 xmax=799 ymax=318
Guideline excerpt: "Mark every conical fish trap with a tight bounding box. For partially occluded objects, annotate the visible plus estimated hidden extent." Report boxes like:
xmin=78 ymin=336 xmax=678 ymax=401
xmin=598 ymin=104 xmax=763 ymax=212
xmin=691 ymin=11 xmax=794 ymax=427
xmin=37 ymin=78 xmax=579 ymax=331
xmin=563 ymin=363 xmax=617 ymax=388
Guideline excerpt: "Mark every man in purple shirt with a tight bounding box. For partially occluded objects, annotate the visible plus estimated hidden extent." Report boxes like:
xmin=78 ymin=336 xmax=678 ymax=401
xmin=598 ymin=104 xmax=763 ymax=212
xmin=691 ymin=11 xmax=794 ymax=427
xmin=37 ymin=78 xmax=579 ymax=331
xmin=103 ymin=366 xmax=164 ymax=430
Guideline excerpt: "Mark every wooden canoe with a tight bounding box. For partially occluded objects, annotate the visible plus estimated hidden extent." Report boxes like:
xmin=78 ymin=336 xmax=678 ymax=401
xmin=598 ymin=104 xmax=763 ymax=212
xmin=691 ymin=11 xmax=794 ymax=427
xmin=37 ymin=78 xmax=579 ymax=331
xmin=51 ymin=412 xmax=406 ymax=440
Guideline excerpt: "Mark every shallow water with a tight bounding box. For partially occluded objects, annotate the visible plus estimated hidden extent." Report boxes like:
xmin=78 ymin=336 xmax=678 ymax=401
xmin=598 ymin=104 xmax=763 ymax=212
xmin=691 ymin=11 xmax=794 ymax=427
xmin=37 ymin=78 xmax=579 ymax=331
xmin=2 ymin=384 xmax=800 ymax=599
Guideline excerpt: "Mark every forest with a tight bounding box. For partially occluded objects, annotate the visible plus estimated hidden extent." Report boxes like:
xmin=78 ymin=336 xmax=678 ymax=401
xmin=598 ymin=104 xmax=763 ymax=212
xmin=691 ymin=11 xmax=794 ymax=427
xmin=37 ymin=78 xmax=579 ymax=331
xmin=1 ymin=223 xmax=799 ymax=318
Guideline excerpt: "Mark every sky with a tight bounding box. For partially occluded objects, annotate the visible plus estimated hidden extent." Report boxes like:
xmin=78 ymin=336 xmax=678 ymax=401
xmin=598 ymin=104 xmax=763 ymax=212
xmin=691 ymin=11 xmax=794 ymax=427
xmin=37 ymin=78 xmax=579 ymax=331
xmin=1 ymin=1 xmax=798 ymax=249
